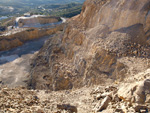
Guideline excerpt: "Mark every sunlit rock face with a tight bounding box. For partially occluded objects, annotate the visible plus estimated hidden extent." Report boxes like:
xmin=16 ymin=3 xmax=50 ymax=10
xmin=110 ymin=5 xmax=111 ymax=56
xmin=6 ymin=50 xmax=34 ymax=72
xmin=79 ymin=0 xmax=150 ymax=44
xmin=30 ymin=0 xmax=150 ymax=90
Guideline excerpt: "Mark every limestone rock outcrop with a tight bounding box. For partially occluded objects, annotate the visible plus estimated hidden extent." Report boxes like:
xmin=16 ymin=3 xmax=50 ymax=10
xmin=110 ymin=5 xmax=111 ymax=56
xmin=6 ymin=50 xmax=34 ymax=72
xmin=118 ymin=70 xmax=150 ymax=104
xmin=30 ymin=0 xmax=150 ymax=90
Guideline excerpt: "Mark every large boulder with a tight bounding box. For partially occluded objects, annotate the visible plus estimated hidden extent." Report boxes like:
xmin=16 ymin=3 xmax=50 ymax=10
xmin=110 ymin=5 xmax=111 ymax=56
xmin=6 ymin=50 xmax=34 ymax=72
xmin=118 ymin=78 xmax=150 ymax=104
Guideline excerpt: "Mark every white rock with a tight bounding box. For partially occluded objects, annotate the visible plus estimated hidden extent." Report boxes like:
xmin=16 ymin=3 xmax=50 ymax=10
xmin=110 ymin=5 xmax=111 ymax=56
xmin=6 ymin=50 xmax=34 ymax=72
xmin=97 ymin=96 xmax=111 ymax=112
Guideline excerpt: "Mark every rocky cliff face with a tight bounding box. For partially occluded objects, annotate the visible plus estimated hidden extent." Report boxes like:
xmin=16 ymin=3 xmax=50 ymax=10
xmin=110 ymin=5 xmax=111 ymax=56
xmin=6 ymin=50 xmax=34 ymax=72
xmin=30 ymin=0 xmax=150 ymax=91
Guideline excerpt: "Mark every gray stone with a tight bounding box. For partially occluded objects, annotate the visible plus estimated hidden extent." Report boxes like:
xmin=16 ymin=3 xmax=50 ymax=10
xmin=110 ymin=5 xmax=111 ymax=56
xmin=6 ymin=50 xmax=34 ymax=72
xmin=97 ymin=96 xmax=111 ymax=112
xmin=57 ymin=104 xmax=77 ymax=113
xmin=118 ymin=79 xmax=150 ymax=104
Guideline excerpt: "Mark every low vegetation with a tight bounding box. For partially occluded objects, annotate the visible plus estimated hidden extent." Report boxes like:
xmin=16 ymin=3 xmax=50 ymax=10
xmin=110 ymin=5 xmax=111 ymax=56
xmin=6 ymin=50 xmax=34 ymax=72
xmin=31 ymin=3 xmax=82 ymax=17
xmin=0 ymin=0 xmax=84 ymax=17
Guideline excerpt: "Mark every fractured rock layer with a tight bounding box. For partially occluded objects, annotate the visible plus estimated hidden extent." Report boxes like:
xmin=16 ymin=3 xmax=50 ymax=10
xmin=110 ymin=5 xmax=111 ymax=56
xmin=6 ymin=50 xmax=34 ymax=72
xmin=0 ymin=24 xmax=64 ymax=51
xmin=30 ymin=0 xmax=150 ymax=90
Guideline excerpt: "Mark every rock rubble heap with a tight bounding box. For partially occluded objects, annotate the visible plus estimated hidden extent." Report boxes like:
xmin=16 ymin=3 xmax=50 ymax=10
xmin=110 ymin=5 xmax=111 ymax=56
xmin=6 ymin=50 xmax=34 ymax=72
xmin=92 ymin=83 xmax=150 ymax=113
xmin=0 ymin=78 xmax=149 ymax=113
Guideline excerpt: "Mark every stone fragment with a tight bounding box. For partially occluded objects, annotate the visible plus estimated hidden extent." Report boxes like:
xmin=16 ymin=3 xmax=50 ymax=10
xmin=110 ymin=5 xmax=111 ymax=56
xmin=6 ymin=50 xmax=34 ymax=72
xmin=115 ymin=108 xmax=124 ymax=113
xmin=146 ymin=95 xmax=150 ymax=103
xmin=134 ymin=105 xmax=148 ymax=112
xmin=101 ymin=92 xmax=112 ymax=98
xmin=96 ymin=93 xmax=100 ymax=99
xmin=101 ymin=109 xmax=114 ymax=113
xmin=57 ymin=104 xmax=77 ymax=113
xmin=96 ymin=92 xmax=112 ymax=100
xmin=112 ymin=94 xmax=120 ymax=102
xmin=97 ymin=96 xmax=111 ymax=112
xmin=140 ymin=109 xmax=147 ymax=113
xmin=118 ymin=79 xmax=150 ymax=104
xmin=105 ymin=86 xmax=117 ymax=92
xmin=0 ymin=77 xmax=2 ymax=84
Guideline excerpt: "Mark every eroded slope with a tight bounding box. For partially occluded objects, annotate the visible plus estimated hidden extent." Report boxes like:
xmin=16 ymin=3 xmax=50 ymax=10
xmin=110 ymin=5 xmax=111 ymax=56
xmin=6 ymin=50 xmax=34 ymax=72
xmin=30 ymin=0 xmax=150 ymax=91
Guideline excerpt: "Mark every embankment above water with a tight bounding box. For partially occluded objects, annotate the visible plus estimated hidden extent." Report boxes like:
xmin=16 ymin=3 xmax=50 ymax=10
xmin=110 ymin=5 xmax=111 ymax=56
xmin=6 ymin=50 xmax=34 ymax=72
xmin=0 ymin=24 xmax=64 ymax=51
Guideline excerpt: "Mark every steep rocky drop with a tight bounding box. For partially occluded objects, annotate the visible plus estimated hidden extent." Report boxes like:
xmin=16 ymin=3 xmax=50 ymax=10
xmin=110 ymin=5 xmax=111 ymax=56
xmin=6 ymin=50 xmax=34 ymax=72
xmin=30 ymin=0 xmax=150 ymax=91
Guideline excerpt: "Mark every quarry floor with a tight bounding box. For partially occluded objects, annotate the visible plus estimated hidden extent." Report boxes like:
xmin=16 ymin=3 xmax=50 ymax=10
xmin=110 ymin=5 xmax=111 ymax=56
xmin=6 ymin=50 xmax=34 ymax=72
xmin=0 ymin=36 xmax=51 ymax=87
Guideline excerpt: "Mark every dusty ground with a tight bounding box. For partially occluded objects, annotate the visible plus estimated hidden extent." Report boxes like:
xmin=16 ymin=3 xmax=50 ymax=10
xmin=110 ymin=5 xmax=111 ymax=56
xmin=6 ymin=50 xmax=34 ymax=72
xmin=0 ymin=55 xmax=149 ymax=113
xmin=0 ymin=53 xmax=34 ymax=87
xmin=0 ymin=36 xmax=50 ymax=87
xmin=0 ymin=85 xmax=111 ymax=113
xmin=0 ymin=76 xmax=149 ymax=113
